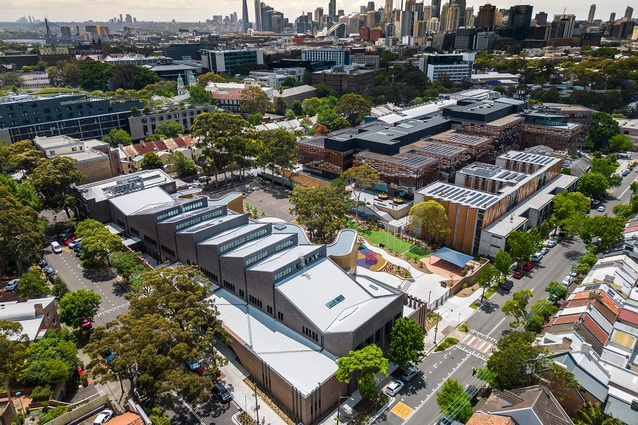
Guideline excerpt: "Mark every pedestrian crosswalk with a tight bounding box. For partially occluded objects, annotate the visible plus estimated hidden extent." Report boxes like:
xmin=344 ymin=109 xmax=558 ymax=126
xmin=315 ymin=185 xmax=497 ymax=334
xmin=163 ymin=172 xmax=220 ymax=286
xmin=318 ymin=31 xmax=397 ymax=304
xmin=456 ymin=331 xmax=496 ymax=361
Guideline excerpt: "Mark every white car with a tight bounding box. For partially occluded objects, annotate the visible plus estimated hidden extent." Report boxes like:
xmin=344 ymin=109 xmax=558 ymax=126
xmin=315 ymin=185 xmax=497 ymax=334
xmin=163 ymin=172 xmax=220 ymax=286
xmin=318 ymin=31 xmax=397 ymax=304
xmin=51 ymin=241 xmax=62 ymax=254
xmin=546 ymin=240 xmax=557 ymax=248
xmin=597 ymin=206 xmax=606 ymax=212
xmin=531 ymin=252 xmax=543 ymax=262
xmin=385 ymin=380 xmax=405 ymax=397
xmin=93 ymin=409 xmax=114 ymax=425
xmin=541 ymin=247 xmax=550 ymax=255
xmin=68 ymin=238 xmax=82 ymax=249
xmin=5 ymin=279 xmax=19 ymax=291
xmin=562 ymin=275 xmax=573 ymax=286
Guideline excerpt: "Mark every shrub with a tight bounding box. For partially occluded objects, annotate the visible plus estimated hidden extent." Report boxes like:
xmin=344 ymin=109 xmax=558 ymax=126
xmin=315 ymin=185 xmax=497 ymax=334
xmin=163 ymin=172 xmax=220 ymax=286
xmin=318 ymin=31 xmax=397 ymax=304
xmin=51 ymin=276 xmax=69 ymax=298
xmin=31 ymin=386 xmax=52 ymax=402
xmin=459 ymin=322 xmax=469 ymax=332
xmin=39 ymin=406 xmax=71 ymax=424
xmin=434 ymin=337 xmax=459 ymax=352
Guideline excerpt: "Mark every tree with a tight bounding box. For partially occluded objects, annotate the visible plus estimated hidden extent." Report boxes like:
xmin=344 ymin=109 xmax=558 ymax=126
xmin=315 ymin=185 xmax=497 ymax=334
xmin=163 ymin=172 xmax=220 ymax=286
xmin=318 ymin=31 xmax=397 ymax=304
xmin=501 ymin=289 xmax=534 ymax=323
xmin=29 ymin=156 xmax=85 ymax=214
xmin=334 ymin=94 xmax=372 ymax=127
xmin=22 ymin=329 xmax=81 ymax=387
xmin=140 ymin=152 xmax=164 ymax=170
xmin=154 ymin=121 xmax=184 ymax=138
xmin=591 ymin=157 xmax=621 ymax=187
xmin=17 ymin=269 xmax=51 ymax=299
xmin=335 ymin=344 xmax=388 ymax=399
xmin=0 ymin=187 xmax=46 ymax=274
xmin=191 ymin=111 xmax=253 ymax=187
xmin=579 ymin=216 xmax=625 ymax=252
xmin=187 ymin=85 xmax=212 ymax=104
xmin=102 ymin=128 xmax=133 ymax=147
xmin=197 ymin=72 xmax=227 ymax=87
xmin=240 ymin=86 xmax=273 ymax=115
xmin=290 ymin=99 xmax=304 ymax=116
xmin=0 ymin=321 xmax=27 ymax=416
xmin=578 ymin=172 xmax=609 ymax=199
xmin=541 ymin=362 xmax=580 ymax=402
xmin=246 ymin=112 xmax=263 ymax=125
xmin=0 ymin=174 xmax=42 ymax=211
xmin=110 ymin=251 xmax=145 ymax=286
xmin=409 ymin=200 xmax=450 ymax=244
xmin=255 ymin=128 xmax=298 ymax=186
xmin=574 ymin=402 xmax=623 ymax=425
xmin=551 ymin=191 xmax=591 ymax=235
xmin=0 ymin=72 xmax=22 ymax=88
xmin=80 ymin=226 xmax=124 ymax=268
xmin=545 ymin=281 xmax=568 ymax=302
xmin=172 ymin=151 xmax=197 ymax=178
xmin=79 ymin=60 xmax=112 ymax=91
xmin=58 ymin=289 xmax=101 ymax=328
xmin=341 ymin=165 xmax=380 ymax=218
xmin=486 ymin=331 xmax=548 ymax=390
xmin=525 ymin=299 xmax=557 ymax=332
xmin=289 ymin=185 xmax=351 ymax=244
xmin=281 ymin=76 xmax=300 ymax=88
xmin=1 ymin=139 xmax=44 ymax=174
xmin=587 ymin=112 xmax=620 ymax=151
xmin=317 ymin=109 xmax=350 ymax=131
xmin=507 ymin=229 xmax=542 ymax=266
xmin=493 ymin=250 xmax=512 ymax=279
xmin=389 ymin=318 xmax=425 ymax=370
xmin=436 ymin=379 xmax=474 ymax=423
xmin=475 ymin=264 xmax=498 ymax=302
xmin=314 ymin=83 xmax=337 ymax=98
xmin=84 ymin=266 xmax=227 ymax=406
xmin=608 ymin=134 xmax=633 ymax=152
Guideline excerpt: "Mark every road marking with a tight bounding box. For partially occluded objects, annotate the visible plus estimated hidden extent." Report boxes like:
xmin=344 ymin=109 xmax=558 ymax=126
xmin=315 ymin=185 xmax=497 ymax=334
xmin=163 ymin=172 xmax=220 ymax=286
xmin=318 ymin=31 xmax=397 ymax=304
xmin=391 ymin=402 xmax=414 ymax=419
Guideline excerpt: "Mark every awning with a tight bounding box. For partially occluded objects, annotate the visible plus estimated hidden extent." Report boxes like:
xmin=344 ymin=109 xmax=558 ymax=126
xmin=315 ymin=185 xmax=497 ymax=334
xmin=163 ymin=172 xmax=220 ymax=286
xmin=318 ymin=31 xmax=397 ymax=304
xmin=432 ymin=247 xmax=473 ymax=268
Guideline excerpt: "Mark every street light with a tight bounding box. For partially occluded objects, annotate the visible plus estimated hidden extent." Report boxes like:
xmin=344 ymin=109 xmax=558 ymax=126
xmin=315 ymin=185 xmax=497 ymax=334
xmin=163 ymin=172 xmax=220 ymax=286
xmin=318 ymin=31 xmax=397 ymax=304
xmin=243 ymin=390 xmax=248 ymax=418
xmin=336 ymin=393 xmax=351 ymax=424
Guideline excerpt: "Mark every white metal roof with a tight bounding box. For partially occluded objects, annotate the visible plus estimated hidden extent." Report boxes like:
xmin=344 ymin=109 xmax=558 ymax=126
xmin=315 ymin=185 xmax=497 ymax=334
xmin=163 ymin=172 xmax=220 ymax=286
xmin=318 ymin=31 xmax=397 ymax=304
xmin=109 ymin=186 xmax=175 ymax=216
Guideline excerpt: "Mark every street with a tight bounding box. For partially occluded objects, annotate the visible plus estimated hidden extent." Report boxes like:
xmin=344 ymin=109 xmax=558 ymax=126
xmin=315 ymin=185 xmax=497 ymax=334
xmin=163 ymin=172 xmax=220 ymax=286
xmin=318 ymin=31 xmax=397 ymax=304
xmin=376 ymin=161 xmax=637 ymax=425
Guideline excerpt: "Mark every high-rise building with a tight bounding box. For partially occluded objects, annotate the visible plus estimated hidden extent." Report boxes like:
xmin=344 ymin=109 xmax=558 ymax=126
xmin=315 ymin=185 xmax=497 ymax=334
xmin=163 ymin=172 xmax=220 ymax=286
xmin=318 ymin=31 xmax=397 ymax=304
xmin=456 ymin=0 xmax=467 ymax=27
xmin=427 ymin=16 xmax=441 ymax=32
xmin=432 ymin=0 xmax=441 ymax=17
xmin=254 ymin=0 xmax=262 ymax=30
xmin=329 ymin=0 xmax=336 ymax=17
xmin=534 ymin=11 xmax=548 ymax=26
xmin=477 ymin=4 xmax=496 ymax=29
xmin=550 ymin=14 xmax=575 ymax=38
xmin=587 ymin=4 xmax=596 ymax=23
xmin=464 ymin=7 xmax=474 ymax=27
xmin=609 ymin=12 xmax=616 ymax=22
xmin=440 ymin=2 xmax=449 ymax=30
xmin=315 ymin=7 xmax=324 ymax=22
xmin=60 ymin=26 xmax=72 ymax=38
xmin=367 ymin=1 xmax=375 ymax=11
xmin=397 ymin=10 xmax=415 ymax=36
xmin=625 ymin=6 xmax=634 ymax=20
xmin=384 ymin=0 xmax=394 ymax=22
xmin=242 ymin=0 xmax=250 ymax=32
xmin=423 ymin=5 xmax=433 ymax=21
xmin=405 ymin=0 xmax=416 ymax=11
xmin=507 ymin=5 xmax=533 ymax=40
xmin=446 ymin=3 xmax=460 ymax=31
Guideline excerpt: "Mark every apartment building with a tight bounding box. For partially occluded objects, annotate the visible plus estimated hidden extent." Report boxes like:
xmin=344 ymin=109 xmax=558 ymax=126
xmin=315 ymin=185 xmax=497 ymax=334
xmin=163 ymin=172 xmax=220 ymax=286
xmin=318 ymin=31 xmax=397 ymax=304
xmin=417 ymin=53 xmax=475 ymax=83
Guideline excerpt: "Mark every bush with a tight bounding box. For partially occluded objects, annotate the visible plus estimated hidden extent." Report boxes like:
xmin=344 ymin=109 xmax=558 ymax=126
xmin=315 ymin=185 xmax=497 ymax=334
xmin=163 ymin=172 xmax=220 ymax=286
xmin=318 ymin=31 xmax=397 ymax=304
xmin=39 ymin=406 xmax=71 ymax=424
xmin=459 ymin=322 xmax=469 ymax=332
xmin=31 ymin=385 xmax=52 ymax=402
xmin=434 ymin=337 xmax=459 ymax=352
xmin=51 ymin=276 xmax=69 ymax=298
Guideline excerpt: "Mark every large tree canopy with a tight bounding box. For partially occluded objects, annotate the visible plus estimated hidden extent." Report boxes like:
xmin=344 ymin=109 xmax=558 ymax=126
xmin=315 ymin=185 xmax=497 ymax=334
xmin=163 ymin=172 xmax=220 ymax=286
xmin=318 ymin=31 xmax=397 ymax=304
xmin=336 ymin=344 xmax=388 ymax=399
xmin=289 ymin=185 xmax=351 ymax=244
xmin=29 ymin=156 xmax=85 ymax=213
xmin=486 ymin=331 xmax=547 ymax=390
xmin=334 ymin=93 xmax=372 ymax=126
xmin=587 ymin=112 xmax=620 ymax=151
xmin=389 ymin=318 xmax=425 ymax=370
xmin=409 ymin=200 xmax=450 ymax=244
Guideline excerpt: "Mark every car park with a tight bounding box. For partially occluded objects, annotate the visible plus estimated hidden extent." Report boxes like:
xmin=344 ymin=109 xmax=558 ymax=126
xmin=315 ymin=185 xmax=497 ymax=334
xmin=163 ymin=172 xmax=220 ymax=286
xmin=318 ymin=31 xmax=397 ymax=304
xmin=501 ymin=280 xmax=514 ymax=290
xmin=93 ymin=409 xmax=114 ymax=425
xmin=51 ymin=241 xmax=62 ymax=253
xmin=5 ymin=279 xmax=19 ymax=291
xmin=212 ymin=382 xmax=232 ymax=403
xmin=401 ymin=367 xmax=418 ymax=382
xmin=546 ymin=240 xmax=557 ymax=248
xmin=512 ymin=271 xmax=525 ymax=279
xmin=522 ymin=262 xmax=533 ymax=272
xmin=385 ymin=380 xmax=405 ymax=397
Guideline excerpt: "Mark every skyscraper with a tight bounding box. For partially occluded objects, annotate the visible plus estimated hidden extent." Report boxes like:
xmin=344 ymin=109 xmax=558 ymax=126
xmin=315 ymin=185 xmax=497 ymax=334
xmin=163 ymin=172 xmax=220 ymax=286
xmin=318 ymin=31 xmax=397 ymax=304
xmin=315 ymin=7 xmax=324 ymax=22
xmin=507 ymin=5 xmax=533 ymax=40
xmin=550 ymin=14 xmax=575 ymax=38
xmin=367 ymin=2 xmax=375 ymax=11
xmin=477 ymin=4 xmax=496 ymax=29
xmin=329 ymin=0 xmax=336 ymax=17
xmin=432 ymin=0 xmax=441 ymax=18
xmin=446 ymin=3 xmax=460 ymax=30
xmin=384 ymin=0 xmax=394 ymax=22
xmin=625 ymin=6 xmax=634 ymax=20
xmin=609 ymin=12 xmax=616 ymax=22
xmin=440 ymin=2 xmax=449 ymax=29
xmin=587 ymin=4 xmax=596 ymax=23
xmin=456 ymin=0 xmax=467 ymax=27
xmin=464 ymin=7 xmax=474 ymax=27
xmin=254 ymin=0 xmax=262 ymax=31
xmin=242 ymin=0 xmax=250 ymax=32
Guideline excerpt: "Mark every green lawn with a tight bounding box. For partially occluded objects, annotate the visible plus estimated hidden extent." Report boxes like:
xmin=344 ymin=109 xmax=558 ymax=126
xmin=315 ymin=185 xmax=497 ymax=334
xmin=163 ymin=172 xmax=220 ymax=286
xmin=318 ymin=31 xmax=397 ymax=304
xmin=356 ymin=228 xmax=430 ymax=261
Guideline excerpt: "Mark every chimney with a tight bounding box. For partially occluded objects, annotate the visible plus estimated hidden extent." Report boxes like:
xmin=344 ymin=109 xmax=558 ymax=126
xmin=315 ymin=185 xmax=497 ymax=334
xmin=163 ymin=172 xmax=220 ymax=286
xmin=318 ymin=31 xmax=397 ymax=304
xmin=580 ymin=342 xmax=592 ymax=354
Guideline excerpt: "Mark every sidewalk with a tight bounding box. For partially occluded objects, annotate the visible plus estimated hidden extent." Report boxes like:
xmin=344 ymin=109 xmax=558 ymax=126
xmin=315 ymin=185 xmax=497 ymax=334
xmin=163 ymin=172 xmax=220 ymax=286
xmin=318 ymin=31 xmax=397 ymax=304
xmin=216 ymin=343 xmax=289 ymax=425
xmin=318 ymin=288 xmax=483 ymax=425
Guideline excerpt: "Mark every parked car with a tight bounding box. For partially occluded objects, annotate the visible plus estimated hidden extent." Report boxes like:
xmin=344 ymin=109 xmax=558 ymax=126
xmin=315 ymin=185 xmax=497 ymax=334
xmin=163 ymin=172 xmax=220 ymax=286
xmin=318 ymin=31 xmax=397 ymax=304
xmin=39 ymin=258 xmax=48 ymax=268
xmin=512 ymin=271 xmax=525 ymax=279
xmin=212 ymin=382 xmax=232 ymax=403
xmin=76 ymin=248 xmax=84 ymax=257
xmin=68 ymin=238 xmax=82 ymax=249
xmin=591 ymin=199 xmax=601 ymax=207
xmin=522 ymin=262 xmax=533 ymax=272
xmin=63 ymin=235 xmax=77 ymax=245
xmin=501 ymin=280 xmax=514 ymax=290
xmin=401 ymin=367 xmax=418 ymax=382
xmin=541 ymin=247 xmax=550 ymax=255
xmin=185 ymin=360 xmax=206 ymax=376
xmin=597 ymin=205 xmax=606 ymax=212
xmin=80 ymin=317 xmax=93 ymax=331
xmin=93 ymin=409 xmax=114 ymax=425
xmin=51 ymin=241 xmax=62 ymax=253
xmin=531 ymin=252 xmax=543 ymax=262
xmin=501 ymin=329 xmax=513 ymax=336
xmin=385 ymin=380 xmax=405 ymax=397
xmin=622 ymin=169 xmax=630 ymax=177
xmin=546 ymin=240 xmax=557 ymax=248
xmin=42 ymin=265 xmax=55 ymax=277
xmin=5 ymin=279 xmax=19 ymax=291
xmin=562 ymin=275 xmax=573 ymax=286
xmin=102 ymin=348 xmax=117 ymax=363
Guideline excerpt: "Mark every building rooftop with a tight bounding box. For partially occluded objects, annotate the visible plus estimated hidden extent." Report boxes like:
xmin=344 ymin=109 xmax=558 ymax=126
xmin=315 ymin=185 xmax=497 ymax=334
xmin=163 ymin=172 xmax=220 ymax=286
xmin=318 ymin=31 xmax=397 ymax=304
xmin=377 ymin=99 xmax=457 ymax=125
xmin=0 ymin=297 xmax=56 ymax=341
xmin=481 ymin=386 xmax=572 ymax=425
xmin=76 ymin=170 xmax=175 ymax=203
xmin=109 ymin=186 xmax=175 ymax=216
xmin=418 ymin=182 xmax=501 ymax=209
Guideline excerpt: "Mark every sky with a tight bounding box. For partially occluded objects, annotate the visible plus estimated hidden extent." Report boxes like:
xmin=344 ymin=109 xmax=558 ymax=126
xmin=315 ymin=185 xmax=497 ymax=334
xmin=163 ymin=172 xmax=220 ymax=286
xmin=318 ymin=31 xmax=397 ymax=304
xmin=1 ymin=0 xmax=632 ymax=25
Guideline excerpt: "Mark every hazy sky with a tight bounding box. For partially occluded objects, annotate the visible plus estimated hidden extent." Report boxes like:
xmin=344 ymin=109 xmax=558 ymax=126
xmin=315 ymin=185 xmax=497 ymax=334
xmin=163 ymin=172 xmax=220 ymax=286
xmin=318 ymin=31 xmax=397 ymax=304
xmin=2 ymin=0 xmax=632 ymax=24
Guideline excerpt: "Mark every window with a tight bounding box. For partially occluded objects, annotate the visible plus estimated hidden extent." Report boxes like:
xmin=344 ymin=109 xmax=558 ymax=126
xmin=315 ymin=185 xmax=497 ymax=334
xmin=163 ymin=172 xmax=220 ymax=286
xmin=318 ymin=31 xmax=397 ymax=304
xmin=239 ymin=289 xmax=245 ymax=297
xmin=267 ymin=305 xmax=273 ymax=314
xmin=302 ymin=325 xmax=319 ymax=341
xmin=223 ymin=280 xmax=235 ymax=292
xmin=277 ymin=311 xmax=284 ymax=321
xmin=248 ymin=295 xmax=262 ymax=308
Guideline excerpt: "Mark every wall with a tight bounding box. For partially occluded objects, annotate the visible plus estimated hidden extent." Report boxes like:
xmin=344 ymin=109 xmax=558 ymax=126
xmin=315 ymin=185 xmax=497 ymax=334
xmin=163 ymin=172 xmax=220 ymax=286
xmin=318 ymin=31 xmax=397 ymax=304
xmin=76 ymin=157 xmax=114 ymax=184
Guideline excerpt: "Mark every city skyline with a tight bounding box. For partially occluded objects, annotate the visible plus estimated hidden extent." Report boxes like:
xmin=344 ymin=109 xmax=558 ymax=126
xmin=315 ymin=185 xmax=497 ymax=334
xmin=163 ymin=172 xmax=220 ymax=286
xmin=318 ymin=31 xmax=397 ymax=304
xmin=2 ymin=0 xmax=631 ymax=25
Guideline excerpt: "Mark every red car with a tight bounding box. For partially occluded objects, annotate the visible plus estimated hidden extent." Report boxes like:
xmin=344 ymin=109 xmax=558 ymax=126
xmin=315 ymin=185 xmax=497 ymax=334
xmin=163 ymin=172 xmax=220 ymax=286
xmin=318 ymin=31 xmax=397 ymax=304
xmin=522 ymin=262 xmax=533 ymax=272
xmin=80 ymin=317 xmax=93 ymax=331
xmin=512 ymin=270 xmax=525 ymax=279
xmin=63 ymin=235 xmax=77 ymax=246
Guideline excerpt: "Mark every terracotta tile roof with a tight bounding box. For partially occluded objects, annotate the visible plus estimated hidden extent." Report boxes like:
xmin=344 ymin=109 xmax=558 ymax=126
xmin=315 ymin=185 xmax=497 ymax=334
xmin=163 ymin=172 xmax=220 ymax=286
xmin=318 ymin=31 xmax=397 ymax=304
xmin=467 ymin=413 xmax=516 ymax=425
xmin=581 ymin=314 xmax=610 ymax=344
xmin=563 ymin=298 xmax=591 ymax=308
xmin=133 ymin=141 xmax=160 ymax=155
xmin=593 ymin=290 xmax=621 ymax=315
xmin=154 ymin=140 xmax=168 ymax=151
xmin=106 ymin=412 xmax=144 ymax=425
xmin=163 ymin=138 xmax=179 ymax=151
xmin=212 ymin=91 xmax=242 ymax=100
xmin=548 ymin=315 xmax=580 ymax=326
xmin=182 ymin=135 xmax=194 ymax=146
xmin=121 ymin=145 xmax=138 ymax=158
xmin=618 ymin=308 xmax=638 ymax=326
